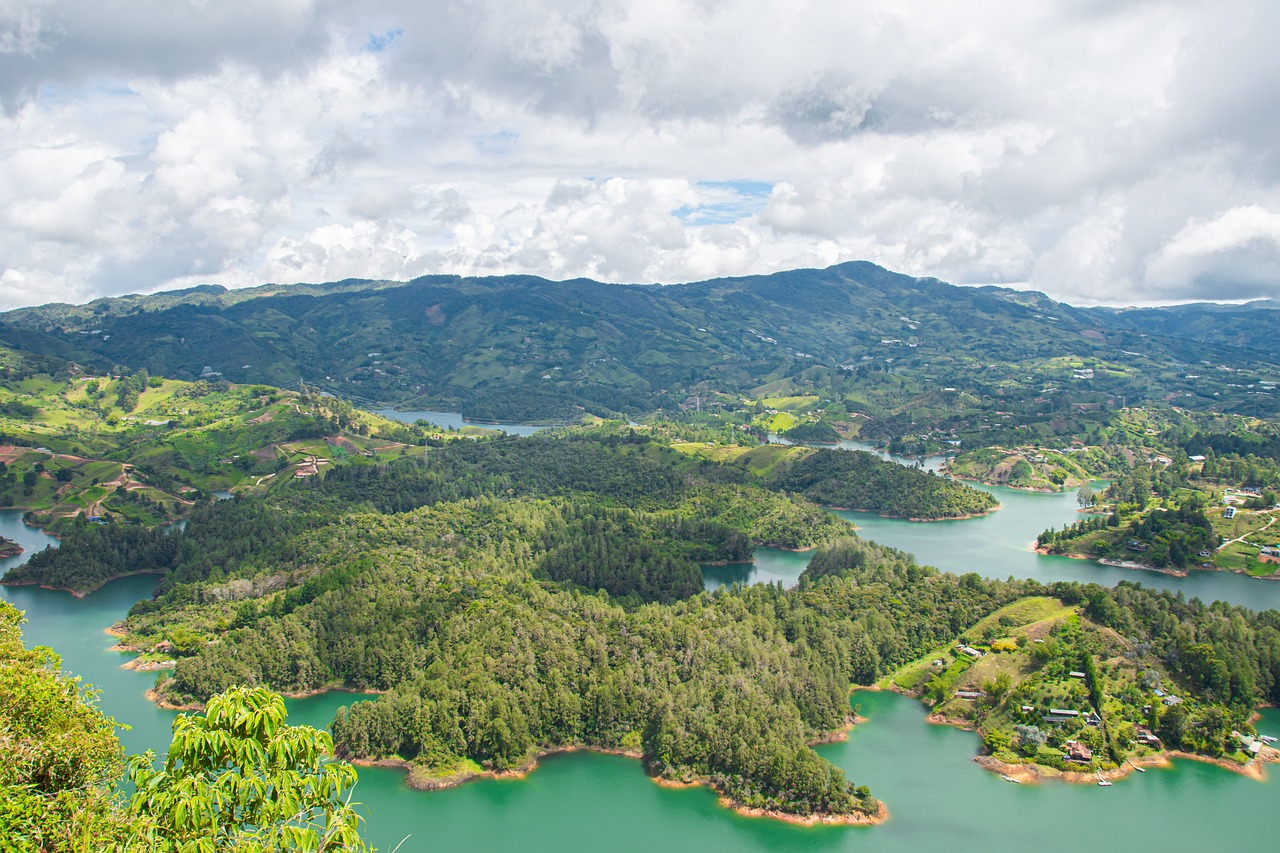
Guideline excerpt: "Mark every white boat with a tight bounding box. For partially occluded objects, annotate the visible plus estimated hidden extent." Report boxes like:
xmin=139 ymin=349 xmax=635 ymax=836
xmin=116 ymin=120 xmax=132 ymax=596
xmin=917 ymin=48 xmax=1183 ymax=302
xmin=1097 ymin=770 xmax=1113 ymax=786
xmin=1001 ymin=774 xmax=1021 ymax=784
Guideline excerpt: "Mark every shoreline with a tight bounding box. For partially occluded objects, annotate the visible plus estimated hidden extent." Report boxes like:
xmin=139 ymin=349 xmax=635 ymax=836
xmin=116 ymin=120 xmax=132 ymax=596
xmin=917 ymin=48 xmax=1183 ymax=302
xmin=143 ymin=681 xmax=385 ymax=712
xmin=947 ymin=480 xmax=1064 ymax=495
xmin=972 ymin=748 xmax=1275 ymax=784
xmin=349 ymin=720 xmax=887 ymax=827
xmin=824 ymin=504 xmax=1000 ymax=522
xmin=2 ymin=568 xmax=167 ymax=598
xmin=1031 ymin=545 xmax=1200 ymax=577
xmin=915 ymin=694 xmax=1279 ymax=784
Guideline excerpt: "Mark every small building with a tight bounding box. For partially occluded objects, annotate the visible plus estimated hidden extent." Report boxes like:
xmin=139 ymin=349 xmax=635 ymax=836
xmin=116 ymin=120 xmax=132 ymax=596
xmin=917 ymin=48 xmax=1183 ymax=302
xmin=1084 ymin=711 xmax=1102 ymax=727
xmin=1069 ymin=670 xmax=1087 ymax=679
xmin=958 ymin=645 xmax=984 ymax=659
xmin=1163 ymin=695 xmax=1183 ymax=706
xmin=1133 ymin=726 xmax=1162 ymax=748
xmin=1259 ymin=547 xmax=1280 ymax=565
xmin=1224 ymin=507 xmax=1236 ymax=519
xmin=1044 ymin=708 xmax=1081 ymax=724
xmin=955 ymin=690 xmax=986 ymax=700
xmin=1065 ymin=740 xmax=1093 ymax=763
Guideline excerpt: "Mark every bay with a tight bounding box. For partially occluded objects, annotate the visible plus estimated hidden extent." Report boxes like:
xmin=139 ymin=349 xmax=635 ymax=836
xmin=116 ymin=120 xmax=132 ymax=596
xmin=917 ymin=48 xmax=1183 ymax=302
xmin=702 ymin=480 xmax=1280 ymax=610
xmin=839 ymin=480 xmax=1280 ymax=611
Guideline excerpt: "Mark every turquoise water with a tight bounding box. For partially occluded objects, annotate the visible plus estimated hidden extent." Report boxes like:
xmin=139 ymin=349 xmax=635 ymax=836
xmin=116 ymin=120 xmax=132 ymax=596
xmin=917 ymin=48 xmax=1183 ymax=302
xmin=4 ymin=479 xmax=1279 ymax=852
xmin=372 ymin=409 xmax=548 ymax=436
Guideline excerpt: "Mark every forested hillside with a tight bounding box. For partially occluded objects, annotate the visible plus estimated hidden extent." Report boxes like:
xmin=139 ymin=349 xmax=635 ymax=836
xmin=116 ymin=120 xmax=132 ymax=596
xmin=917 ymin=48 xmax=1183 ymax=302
xmin=765 ymin=447 xmax=999 ymax=518
xmin=8 ymin=428 xmax=999 ymax=595
xmin=5 ymin=262 xmax=1277 ymax=422
xmin=9 ymin=422 xmax=1279 ymax=820
xmin=108 ymin=485 xmax=1280 ymax=818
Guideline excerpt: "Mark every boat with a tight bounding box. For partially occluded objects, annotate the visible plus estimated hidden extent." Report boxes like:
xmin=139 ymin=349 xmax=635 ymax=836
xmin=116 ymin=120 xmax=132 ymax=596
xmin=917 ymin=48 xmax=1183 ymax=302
xmin=1001 ymin=774 xmax=1021 ymax=784
xmin=1097 ymin=770 xmax=1112 ymax=786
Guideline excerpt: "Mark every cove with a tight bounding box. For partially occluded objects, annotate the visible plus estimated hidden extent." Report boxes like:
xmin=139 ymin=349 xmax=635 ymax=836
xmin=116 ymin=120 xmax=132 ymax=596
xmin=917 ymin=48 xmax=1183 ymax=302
xmin=705 ymin=463 xmax=1280 ymax=609
xmin=838 ymin=480 xmax=1280 ymax=611
xmin=348 ymin=693 xmax=1279 ymax=852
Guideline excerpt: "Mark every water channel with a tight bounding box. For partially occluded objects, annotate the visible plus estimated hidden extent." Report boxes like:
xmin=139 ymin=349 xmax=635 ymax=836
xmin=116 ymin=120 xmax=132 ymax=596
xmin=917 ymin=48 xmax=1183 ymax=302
xmin=3 ymin=442 xmax=1278 ymax=850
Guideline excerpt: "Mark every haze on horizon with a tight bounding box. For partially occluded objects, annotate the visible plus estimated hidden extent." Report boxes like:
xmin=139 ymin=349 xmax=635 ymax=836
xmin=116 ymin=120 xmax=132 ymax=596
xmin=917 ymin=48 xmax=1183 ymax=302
xmin=2 ymin=0 xmax=1279 ymax=312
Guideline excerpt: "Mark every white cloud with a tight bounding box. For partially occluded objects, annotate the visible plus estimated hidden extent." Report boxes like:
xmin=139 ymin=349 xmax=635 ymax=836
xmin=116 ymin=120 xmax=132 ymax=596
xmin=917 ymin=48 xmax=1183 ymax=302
xmin=0 ymin=0 xmax=1278 ymax=311
xmin=1144 ymin=205 xmax=1280 ymax=300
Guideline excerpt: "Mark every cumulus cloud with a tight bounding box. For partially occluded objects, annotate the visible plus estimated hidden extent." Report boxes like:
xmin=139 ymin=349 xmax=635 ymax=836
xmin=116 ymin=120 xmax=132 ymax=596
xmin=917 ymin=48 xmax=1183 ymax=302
xmin=1 ymin=0 xmax=1278 ymax=311
xmin=1144 ymin=205 xmax=1280 ymax=300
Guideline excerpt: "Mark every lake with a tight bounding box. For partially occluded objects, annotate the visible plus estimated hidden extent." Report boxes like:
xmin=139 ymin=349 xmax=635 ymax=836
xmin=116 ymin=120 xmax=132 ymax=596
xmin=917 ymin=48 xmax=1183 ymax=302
xmin=373 ymin=408 xmax=548 ymax=436
xmin=3 ymin=465 xmax=1279 ymax=851
xmin=706 ymin=466 xmax=1280 ymax=610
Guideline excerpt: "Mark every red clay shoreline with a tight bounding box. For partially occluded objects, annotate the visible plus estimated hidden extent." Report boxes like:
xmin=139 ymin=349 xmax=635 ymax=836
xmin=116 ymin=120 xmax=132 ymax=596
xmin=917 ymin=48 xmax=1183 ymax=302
xmin=352 ymin=734 xmax=887 ymax=827
xmin=898 ymin=682 xmax=1280 ymax=784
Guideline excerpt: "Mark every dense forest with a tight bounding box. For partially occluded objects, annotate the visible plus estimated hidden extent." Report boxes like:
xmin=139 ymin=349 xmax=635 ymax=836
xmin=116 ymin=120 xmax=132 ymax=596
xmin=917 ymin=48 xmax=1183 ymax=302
xmin=6 ymin=429 xmax=1000 ymax=596
xmin=768 ymin=448 xmax=999 ymax=518
xmin=55 ymin=450 xmax=1268 ymax=820
xmin=4 ymin=414 xmax=1279 ymax=821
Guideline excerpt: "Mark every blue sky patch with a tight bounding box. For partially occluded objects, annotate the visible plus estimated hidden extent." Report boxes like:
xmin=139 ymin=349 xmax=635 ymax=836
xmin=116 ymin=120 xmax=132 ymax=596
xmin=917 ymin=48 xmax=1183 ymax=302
xmin=472 ymin=129 xmax=520 ymax=155
xmin=676 ymin=180 xmax=775 ymax=225
xmin=365 ymin=29 xmax=403 ymax=53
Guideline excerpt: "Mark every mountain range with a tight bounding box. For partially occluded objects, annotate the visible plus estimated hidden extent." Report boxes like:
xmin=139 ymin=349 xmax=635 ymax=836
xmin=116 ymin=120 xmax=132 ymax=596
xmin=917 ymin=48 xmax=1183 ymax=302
xmin=3 ymin=262 xmax=1277 ymax=421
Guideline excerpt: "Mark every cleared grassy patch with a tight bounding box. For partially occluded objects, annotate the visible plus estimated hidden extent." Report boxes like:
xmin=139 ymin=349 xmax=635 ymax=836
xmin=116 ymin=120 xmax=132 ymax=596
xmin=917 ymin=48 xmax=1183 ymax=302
xmin=968 ymin=597 xmax=1075 ymax=638
xmin=760 ymin=395 xmax=820 ymax=411
xmin=766 ymin=412 xmax=799 ymax=433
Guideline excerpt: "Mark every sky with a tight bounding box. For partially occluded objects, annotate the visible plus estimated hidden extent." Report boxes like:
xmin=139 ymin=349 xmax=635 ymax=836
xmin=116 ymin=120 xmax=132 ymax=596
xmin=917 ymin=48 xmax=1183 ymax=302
xmin=2 ymin=0 xmax=1279 ymax=312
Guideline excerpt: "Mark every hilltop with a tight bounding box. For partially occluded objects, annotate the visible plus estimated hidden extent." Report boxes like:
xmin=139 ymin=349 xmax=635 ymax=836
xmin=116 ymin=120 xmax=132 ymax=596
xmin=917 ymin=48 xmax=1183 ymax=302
xmin=4 ymin=263 xmax=1277 ymax=425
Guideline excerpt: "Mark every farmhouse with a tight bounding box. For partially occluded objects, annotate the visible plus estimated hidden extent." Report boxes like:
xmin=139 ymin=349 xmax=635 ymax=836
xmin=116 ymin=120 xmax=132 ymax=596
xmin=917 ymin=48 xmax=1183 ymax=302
xmin=1133 ymin=726 xmax=1162 ymax=748
xmin=1064 ymin=740 xmax=1093 ymax=763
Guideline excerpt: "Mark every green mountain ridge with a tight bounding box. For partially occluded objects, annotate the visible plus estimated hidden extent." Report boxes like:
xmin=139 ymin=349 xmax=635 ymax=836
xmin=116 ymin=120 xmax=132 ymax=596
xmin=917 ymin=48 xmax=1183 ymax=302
xmin=4 ymin=262 xmax=1277 ymax=422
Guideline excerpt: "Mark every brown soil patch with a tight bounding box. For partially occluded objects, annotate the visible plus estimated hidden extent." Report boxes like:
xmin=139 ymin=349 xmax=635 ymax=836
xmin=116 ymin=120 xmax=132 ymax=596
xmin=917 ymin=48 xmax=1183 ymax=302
xmin=0 ymin=445 xmax=28 ymax=464
xmin=330 ymin=435 xmax=359 ymax=452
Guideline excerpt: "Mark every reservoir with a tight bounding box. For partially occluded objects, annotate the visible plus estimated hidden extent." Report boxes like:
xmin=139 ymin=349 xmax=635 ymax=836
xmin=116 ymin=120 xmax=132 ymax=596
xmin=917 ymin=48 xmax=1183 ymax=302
xmin=3 ymin=466 xmax=1279 ymax=850
xmin=372 ymin=408 xmax=548 ymax=436
xmin=705 ymin=474 xmax=1280 ymax=611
